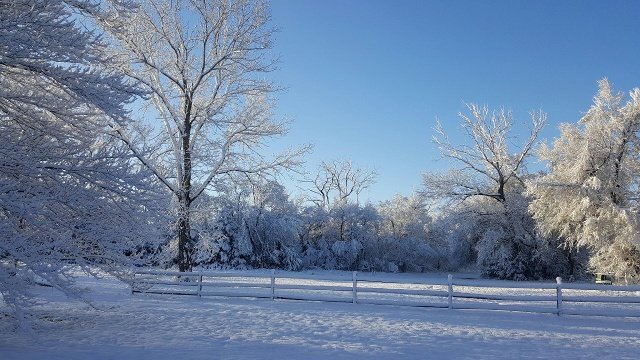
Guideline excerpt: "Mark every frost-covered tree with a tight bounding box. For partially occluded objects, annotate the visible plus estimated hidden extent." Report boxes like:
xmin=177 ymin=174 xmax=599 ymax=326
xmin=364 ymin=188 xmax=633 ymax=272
xmin=191 ymin=194 xmax=254 ymax=269
xmin=102 ymin=0 xmax=305 ymax=271
xmin=189 ymin=179 xmax=302 ymax=270
xmin=424 ymin=104 xmax=545 ymax=204
xmin=373 ymin=193 xmax=443 ymax=272
xmin=527 ymin=79 xmax=640 ymax=282
xmin=299 ymin=160 xmax=377 ymax=270
xmin=0 ymin=0 xmax=165 ymax=320
xmin=423 ymin=104 xmax=556 ymax=279
xmin=378 ymin=193 xmax=431 ymax=240
xmin=304 ymin=160 xmax=376 ymax=210
xmin=298 ymin=203 xmax=378 ymax=271
xmin=297 ymin=205 xmax=332 ymax=268
xmin=243 ymin=180 xmax=302 ymax=270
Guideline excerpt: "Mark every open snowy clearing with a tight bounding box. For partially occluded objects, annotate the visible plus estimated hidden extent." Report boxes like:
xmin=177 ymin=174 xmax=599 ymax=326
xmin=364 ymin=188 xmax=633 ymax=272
xmin=2 ymin=272 xmax=640 ymax=360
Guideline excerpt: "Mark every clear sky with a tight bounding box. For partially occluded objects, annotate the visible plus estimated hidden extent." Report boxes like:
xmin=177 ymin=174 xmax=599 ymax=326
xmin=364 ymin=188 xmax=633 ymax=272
xmin=267 ymin=0 xmax=640 ymax=203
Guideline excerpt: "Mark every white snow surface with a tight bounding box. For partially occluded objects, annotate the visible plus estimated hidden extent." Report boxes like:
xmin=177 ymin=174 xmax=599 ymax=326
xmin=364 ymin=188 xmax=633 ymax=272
xmin=2 ymin=270 xmax=640 ymax=359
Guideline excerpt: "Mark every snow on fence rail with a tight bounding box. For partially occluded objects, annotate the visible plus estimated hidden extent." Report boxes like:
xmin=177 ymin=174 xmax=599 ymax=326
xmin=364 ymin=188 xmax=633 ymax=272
xmin=131 ymin=270 xmax=640 ymax=317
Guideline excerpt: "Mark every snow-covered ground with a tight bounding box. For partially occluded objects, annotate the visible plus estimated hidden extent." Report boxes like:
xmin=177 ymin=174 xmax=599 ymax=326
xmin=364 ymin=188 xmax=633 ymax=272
xmin=2 ymin=271 xmax=640 ymax=360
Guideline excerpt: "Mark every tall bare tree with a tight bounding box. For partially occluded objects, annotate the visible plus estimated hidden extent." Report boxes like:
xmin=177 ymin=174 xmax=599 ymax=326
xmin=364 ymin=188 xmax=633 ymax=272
xmin=422 ymin=104 xmax=550 ymax=280
xmin=103 ymin=0 xmax=305 ymax=271
xmin=305 ymin=160 xmax=376 ymax=211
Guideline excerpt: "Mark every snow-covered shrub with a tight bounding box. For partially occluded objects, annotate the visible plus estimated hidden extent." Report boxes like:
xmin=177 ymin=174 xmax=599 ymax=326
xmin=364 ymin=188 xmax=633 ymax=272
xmin=431 ymin=191 xmax=565 ymax=280
xmin=331 ymin=240 xmax=364 ymax=270
xmin=299 ymin=203 xmax=378 ymax=270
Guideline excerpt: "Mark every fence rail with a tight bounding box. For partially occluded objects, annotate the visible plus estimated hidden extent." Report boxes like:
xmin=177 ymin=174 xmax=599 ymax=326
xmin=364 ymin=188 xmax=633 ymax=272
xmin=131 ymin=270 xmax=640 ymax=317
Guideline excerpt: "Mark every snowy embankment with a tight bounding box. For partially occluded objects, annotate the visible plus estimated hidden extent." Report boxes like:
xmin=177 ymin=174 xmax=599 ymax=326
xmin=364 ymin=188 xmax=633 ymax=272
xmin=2 ymin=271 xmax=640 ymax=360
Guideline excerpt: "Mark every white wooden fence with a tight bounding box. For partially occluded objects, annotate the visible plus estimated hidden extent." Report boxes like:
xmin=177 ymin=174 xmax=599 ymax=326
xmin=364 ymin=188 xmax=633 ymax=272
xmin=131 ymin=270 xmax=640 ymax=317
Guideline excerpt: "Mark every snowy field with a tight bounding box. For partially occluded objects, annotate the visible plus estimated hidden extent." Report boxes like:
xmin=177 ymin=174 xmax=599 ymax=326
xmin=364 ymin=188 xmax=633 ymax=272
xmin=2 ymin=272 xmax=640 ymax=360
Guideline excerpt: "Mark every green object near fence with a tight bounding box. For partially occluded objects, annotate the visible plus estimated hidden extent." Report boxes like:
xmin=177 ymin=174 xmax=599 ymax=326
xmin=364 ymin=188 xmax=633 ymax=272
xmin=595 ymin=273 xmax=613 ymax=285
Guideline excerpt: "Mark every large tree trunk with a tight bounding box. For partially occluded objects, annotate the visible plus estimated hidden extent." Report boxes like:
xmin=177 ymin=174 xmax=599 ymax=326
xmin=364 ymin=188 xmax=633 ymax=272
xmin=177 ymin=109 xmax=193 ymax=272
xmin=176 ymin=196 xmax=192 ymax=272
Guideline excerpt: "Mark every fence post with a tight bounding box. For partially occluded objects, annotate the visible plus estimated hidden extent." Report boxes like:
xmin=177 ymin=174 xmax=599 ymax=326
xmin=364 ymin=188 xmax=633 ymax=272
xmin=271 ymin=269 xmax=276 ymax=300
xmin=198 ymin=270 xmax=203 ymax=298
xmin=352 ymin=271 xmax=358 ymax=304
xmin=447 ymin=274 xmax=453 ymax=310
xmin=131 ymin=272 xmax=135 ymax=295
xmin=556 ymin=277 xmax=563 ymax=316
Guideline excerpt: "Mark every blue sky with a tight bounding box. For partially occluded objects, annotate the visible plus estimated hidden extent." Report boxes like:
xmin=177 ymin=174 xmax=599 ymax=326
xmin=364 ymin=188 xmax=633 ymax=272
xmin=267 ymin=0 xmax=640 ymax=203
